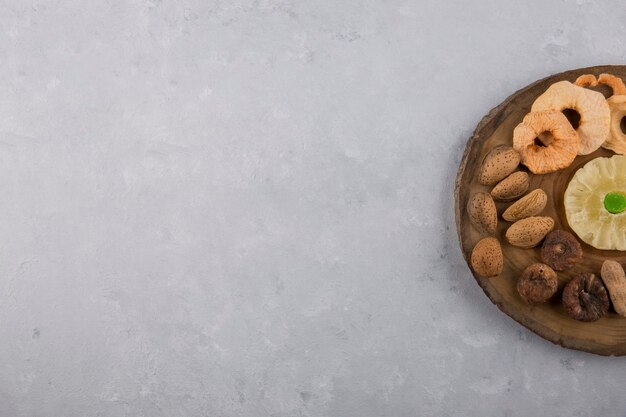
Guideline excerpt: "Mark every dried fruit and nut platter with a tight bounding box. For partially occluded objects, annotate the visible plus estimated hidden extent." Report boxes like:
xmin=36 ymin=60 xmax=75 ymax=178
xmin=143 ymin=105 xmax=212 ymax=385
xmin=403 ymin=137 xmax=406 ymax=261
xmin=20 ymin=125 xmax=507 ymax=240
xmin=455 ymin=66 xmax=626 ymax=355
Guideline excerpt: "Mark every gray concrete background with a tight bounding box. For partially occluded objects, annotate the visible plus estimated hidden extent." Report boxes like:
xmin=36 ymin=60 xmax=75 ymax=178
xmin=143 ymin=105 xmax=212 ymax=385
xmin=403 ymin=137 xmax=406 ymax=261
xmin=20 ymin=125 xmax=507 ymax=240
xmin=1 ymin=0 xmax=626 ymax=416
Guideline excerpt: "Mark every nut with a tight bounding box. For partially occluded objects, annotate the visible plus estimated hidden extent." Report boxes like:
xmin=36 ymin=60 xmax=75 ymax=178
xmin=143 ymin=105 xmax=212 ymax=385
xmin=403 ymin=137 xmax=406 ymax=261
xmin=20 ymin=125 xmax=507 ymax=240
xmin=562 ymin=273 xmax=609 ymax=322
xmin=478 ymin=145 xmax=520 ymax=186
xmin=502 ymin=189 xmax=548 ymax=222
xmin=540 ymin=230 xmax=583 ymax=271
xmin=531 ymin=80 xmax=610 ymax=155
xmin=601 ymin=260 xmax=626 ymax=317
xmin=512 ymin=110 xmax=579 ymax=174
xmin=505 ymin=216 xmax=554 ymax=248
xmin=490 ymin=171 xmax=530 ymax=202
xmin=467 ymin=192 xmax=497 ymax=236
xmin=470 ymin=237 xmax=503 ymax=278
xmin=517 ymin=263 xmax=558 ymax=304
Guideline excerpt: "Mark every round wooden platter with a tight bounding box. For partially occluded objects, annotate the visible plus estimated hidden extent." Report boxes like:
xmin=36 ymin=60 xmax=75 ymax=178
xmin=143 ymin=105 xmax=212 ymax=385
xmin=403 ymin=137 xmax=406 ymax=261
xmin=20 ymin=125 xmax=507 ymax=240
xmin=455 ymin=65 xmax=626 ymax=356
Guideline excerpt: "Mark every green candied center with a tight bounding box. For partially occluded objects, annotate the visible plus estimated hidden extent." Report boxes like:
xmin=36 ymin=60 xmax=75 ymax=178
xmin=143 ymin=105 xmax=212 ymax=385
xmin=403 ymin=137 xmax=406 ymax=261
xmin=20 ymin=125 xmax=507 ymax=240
xmin=604 ymin=192 xmax=626 ymax=214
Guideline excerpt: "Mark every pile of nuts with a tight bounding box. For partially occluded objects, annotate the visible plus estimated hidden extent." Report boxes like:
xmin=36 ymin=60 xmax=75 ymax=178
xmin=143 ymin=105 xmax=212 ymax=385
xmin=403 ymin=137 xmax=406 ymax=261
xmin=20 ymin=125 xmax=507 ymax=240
xmin=467 ymin=72 xmax=626 ymax=323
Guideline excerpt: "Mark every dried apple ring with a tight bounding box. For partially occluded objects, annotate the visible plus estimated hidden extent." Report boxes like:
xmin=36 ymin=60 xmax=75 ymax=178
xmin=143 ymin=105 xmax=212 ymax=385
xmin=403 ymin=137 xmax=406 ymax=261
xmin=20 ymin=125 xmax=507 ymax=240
xmin=598 ymin=73 xmax=626 ymax=96
xmin=603 ymin=95 xmax=626 ymax=154
xmin=531 ymin=81 xmax=610 ymax=155
xmin=574 ymin=74 xmax=597 ymax=88
xmin=512 ymin=110 xmax=579 ymax=174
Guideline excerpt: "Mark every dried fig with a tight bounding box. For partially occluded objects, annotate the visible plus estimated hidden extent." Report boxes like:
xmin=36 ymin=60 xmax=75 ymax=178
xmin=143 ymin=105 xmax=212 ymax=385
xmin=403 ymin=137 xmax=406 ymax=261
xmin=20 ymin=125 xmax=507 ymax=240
xmin=517 ymin=263 xmax=558 ymax=304
xmin=562 ymin=273 xmax=609 ymax=322
xmin=540 ymin=230 xmax=583 ymax=271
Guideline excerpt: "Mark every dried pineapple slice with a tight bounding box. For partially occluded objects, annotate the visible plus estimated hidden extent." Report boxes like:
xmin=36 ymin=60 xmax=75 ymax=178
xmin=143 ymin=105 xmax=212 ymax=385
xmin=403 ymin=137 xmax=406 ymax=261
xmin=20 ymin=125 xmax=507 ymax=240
xmin=564 ymin=155 xmax=626 ymax=250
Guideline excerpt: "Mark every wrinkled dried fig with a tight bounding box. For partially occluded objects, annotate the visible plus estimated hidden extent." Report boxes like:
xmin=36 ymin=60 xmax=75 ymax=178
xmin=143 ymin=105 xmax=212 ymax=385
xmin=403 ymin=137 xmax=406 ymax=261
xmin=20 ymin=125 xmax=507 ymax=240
xmin=562 ymin=273 xmax=609 ymax=322
xmin=517 ymin=263 xmax=558 ymax=304
xmin=541 ymin=230 xmax=583 ymax=271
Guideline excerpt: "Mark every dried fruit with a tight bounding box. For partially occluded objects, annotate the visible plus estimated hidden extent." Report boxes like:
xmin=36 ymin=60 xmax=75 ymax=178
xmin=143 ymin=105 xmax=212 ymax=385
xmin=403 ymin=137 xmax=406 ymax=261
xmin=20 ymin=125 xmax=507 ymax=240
xmin=470 ymin=237 xmax=503 ymax=277
xmin=574 ymin=74 xmax=597 ymax=88
xmin=512 ymin=110 xmax=579 ymax=174
xmin=467 ymin=192 xmax=497 ymax=235
xmin=502 ymin=189 xmax=548 ymax=222
xmin=564 ymin=155 xmax=626 ymax=250
xmin=601 ymin=260 xmax=626 ymax=317
xmin=531 ymin=80 xmax=610 ymax=155
xmin=505 ymin=216 xmax=554 ymax=248
xmin=478 ymin=145 xmax=520 ymax=186
xmin=603 ymin=95 xmax=626 ymax=155
xmin=562 ymin=273 xmax=609 ymax=322
xmin=517 ymin=263 xmax=558 ymax=304
xmin=540 ymin=230 xmax=583 ymax=271
xmin=598 ymin=73 xmax=626 ymax=96
xmin=573 ymin=73 xmax=626 ymax=96
xmin=490 ymin=171 xmax=530 ymax=201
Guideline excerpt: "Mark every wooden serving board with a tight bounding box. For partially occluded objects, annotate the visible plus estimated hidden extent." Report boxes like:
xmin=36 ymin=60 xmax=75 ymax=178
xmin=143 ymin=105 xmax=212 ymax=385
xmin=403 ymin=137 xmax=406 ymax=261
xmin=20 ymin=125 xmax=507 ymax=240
xmin=455 ymin=65 xmax=626 ymax=356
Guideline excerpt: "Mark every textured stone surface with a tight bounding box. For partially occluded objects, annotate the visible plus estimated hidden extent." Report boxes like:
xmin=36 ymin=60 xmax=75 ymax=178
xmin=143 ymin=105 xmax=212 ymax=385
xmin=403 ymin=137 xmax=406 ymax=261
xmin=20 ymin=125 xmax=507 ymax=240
xmin=0 ymin=0 xmax=626 ymax=416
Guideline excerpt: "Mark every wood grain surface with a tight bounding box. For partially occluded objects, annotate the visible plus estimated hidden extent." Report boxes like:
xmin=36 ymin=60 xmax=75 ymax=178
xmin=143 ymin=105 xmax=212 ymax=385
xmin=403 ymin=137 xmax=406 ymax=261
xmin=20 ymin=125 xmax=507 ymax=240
xmin=455 ymin=65 xmax=626 ymax=356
